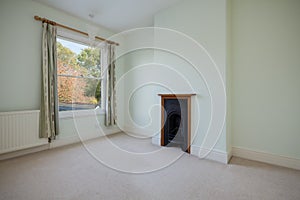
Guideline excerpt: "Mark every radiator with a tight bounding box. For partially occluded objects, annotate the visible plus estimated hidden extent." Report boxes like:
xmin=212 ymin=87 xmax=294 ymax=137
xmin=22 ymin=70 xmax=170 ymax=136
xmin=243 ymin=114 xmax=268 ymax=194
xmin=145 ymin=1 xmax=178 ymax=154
xmin=0 ymin=110 xmax=48 ymax=154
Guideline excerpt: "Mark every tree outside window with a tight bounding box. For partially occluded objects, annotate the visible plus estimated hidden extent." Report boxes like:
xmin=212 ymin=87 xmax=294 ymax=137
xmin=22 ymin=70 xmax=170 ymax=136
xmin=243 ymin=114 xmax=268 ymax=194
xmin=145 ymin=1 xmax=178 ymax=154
xmin=57 ymin=38 xmax=101 ymax=111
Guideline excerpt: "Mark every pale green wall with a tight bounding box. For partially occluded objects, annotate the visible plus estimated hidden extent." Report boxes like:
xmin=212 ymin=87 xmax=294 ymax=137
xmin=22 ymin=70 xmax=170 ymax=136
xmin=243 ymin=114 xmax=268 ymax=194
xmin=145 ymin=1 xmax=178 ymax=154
xmin=154 ymin=0 xmax=228 ymax=152
xmin=231 ymin=0 xmax=300 ymax=159
xmin=226 ymin=0 xmax=232 ymax=154
xmin=2 ymin=0 xmax=299 ymax=160
xmin=0 ymin=0 xmax=113 ymax=112
xmin=0 ymin=0 xmax=112 ymax=111
xmin=114 ymin=29 xmax=156 ymax=133
xmin=119 ymin=0 xmax=229 ymax=153
xmin=154 ymin=0 xmax=227 ymax=77
xmin=0 ymin=0 xmax=121 ymax=139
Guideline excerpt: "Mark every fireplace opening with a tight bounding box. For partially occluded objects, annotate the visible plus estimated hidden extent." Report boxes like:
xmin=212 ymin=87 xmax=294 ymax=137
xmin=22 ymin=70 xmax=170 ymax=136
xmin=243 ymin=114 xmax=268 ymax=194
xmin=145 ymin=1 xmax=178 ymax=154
xmin=163 ymin=98 xmax=188 ymax=152
xmin=159 ymin=94 xmax=194 ymax=153
xmin=168 ymin=113 xmax=181 ymax=142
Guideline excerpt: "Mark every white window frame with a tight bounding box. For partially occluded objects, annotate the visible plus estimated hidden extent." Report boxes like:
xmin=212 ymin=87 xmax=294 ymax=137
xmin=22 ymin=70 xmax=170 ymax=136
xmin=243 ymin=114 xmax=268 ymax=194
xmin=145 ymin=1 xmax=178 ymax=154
xmin=57 ymin=28 xmax=105 ymax=119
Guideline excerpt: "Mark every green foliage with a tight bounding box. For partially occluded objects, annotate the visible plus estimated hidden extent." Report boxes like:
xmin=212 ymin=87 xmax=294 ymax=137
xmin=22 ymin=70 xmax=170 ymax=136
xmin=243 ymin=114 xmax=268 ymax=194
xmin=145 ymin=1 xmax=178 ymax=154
xmin=57 ymin=42 xmax=78 ymax=68
xmin=77 ymin=47 xmax=100 ymax=77
xmin=84 ymin=79 xmax=98 ymax=97
xmin=95 ymin=81 xmax=101 ymax=100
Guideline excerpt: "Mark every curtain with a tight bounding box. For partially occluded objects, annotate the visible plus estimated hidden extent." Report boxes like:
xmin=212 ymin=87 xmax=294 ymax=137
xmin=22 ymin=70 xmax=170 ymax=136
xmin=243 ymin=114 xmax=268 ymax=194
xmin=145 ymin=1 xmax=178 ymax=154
xmin=101 ymin=43 xmax=116 ymax=126
xmin=39 ymin=22 xmax=59 ymax=140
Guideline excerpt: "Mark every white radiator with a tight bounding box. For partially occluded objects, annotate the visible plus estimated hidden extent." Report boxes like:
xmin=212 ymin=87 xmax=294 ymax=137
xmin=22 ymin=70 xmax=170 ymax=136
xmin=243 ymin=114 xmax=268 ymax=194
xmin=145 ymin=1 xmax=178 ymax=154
xmin=0 ymin=110 xmax=48 ymax=154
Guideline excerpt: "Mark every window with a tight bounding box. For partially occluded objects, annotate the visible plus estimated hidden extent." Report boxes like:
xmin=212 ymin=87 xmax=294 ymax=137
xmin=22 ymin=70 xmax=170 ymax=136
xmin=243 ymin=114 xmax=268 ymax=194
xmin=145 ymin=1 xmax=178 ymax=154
xmin=56 ymin=37 xmax=102 ymax=112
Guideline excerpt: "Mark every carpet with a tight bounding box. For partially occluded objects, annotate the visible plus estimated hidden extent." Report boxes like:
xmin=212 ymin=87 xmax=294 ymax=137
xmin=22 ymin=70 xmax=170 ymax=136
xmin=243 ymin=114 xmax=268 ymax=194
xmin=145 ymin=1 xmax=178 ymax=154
xmin=0 ymin=132 xmax=299 ymax=200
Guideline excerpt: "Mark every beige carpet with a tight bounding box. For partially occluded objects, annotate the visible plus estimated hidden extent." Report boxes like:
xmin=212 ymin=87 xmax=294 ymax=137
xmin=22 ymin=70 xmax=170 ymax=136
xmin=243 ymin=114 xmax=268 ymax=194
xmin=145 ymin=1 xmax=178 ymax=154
xmin=0 ymin=132 xmax=300 ymax=200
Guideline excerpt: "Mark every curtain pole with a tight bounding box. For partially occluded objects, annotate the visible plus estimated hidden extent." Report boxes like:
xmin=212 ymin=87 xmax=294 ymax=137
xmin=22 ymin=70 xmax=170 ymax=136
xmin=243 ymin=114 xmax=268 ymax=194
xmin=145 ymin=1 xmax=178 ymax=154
xmin=34 ymin=16 xmax=119 ymax=46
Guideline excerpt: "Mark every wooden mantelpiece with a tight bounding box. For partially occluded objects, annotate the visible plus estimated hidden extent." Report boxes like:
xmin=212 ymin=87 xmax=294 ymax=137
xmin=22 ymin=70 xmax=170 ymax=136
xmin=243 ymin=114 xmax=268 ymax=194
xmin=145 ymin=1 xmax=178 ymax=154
xmin=158 ymin=94 xmax=196 ymax=98
xmin=158 ymin=94 xmax=195 ymax=153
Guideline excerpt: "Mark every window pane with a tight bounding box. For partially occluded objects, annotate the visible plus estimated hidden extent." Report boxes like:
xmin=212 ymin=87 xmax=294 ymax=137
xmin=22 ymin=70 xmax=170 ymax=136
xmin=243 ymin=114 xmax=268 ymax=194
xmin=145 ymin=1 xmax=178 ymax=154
xmin=57 ymin=38 xmax=101 ymax=111
xmin=58 ymin=76 xmax=101 ymax=111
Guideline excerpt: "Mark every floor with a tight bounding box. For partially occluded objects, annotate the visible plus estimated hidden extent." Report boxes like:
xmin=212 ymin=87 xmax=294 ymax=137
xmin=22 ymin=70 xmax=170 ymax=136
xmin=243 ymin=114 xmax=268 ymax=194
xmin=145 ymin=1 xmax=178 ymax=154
xmin=0 ymin=132 xmax=299 ymax=200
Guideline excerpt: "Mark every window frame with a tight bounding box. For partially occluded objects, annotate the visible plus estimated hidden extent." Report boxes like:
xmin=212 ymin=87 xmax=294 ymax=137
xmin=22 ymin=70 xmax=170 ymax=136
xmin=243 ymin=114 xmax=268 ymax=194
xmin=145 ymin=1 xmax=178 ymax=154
xmin=56 ymin=28 xmax=105 ymax=119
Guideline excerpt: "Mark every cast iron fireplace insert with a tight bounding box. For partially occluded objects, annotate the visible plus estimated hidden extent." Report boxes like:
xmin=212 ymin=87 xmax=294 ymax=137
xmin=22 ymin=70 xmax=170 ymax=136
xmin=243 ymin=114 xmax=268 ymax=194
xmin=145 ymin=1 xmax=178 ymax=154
xmin=163 ymin=98 xmax=188 ymax=151
xmin=159 ymin=94 xmax=195 ymax=153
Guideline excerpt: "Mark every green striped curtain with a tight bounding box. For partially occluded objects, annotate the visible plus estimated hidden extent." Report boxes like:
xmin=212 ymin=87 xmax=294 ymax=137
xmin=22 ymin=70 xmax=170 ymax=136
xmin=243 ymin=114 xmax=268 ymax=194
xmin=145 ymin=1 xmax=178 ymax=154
xmin=39 ymin=22 xmax=59 ymax=140
xmin=101 ymin=43 xmax=116 ymax=126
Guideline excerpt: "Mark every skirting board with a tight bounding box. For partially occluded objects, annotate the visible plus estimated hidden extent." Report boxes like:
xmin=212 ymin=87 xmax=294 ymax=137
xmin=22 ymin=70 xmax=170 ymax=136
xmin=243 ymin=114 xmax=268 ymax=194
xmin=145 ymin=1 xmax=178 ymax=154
xmin=0 ymin=144 xmax=49 ymax=161
xmin=122 ymin=125 xmax=158 ymax=138
xmin=152 ymin=137 xmax=160 ymax=146
xmin=232 ymin=147 xmax=300 ymax=170
xmin=151 ymin=137 xmax=230 ymax=164
xmin=190 ymin=145 xmax=230 ymax=164
xmin=50 ymin=129 xmax=122 ymax=149
xmin=50 ymin=135 xmax=81 ymax=149
xmin=0 ymin=129 xmax=122 ymax=161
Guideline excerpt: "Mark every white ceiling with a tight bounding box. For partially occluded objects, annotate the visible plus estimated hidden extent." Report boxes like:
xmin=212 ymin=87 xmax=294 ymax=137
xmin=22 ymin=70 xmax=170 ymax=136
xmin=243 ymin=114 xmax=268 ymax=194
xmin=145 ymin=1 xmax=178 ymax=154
xmin=34 ymin=0 xmax=182 ymax=32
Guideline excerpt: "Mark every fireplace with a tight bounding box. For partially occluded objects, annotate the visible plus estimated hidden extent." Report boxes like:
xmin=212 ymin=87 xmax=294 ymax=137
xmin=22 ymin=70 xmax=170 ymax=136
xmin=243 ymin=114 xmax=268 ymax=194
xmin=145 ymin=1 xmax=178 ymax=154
xmin=159 ymin=94 xmax=195 ymax=153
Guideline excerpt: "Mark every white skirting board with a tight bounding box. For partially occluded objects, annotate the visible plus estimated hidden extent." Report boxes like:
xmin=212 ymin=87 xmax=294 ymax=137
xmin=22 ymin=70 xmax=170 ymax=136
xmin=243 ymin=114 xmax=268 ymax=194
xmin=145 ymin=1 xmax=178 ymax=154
xmin=232 ymin=147 xmax=300 ymax=170
xmin=0 ymin=129 xmax=121 ymax=161
xmin=0 ymin=144 xmax=49 ymax=161
xmin=151 ymin=137 xmax=230 ymax=164
xmin=50 ymin=128 xmax=122 ymax=149
xmin=122 ymin=125 xmax=158 ymax=138
xmin=190 ymin=145 xmax=230 ymax=164
xmin=151 ymin=136 xmax=160 ymax=146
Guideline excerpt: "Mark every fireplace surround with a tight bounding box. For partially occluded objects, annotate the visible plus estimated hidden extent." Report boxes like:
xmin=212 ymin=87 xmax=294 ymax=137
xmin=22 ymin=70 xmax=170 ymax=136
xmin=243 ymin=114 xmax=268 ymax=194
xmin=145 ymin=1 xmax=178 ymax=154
xmin=158 ymin=94 xmax=195 ymax=153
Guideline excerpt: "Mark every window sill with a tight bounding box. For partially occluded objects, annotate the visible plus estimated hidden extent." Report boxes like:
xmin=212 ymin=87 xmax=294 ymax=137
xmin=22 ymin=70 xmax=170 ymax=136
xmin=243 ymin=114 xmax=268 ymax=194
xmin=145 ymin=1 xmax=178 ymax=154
xmin=59 ymin=108 xmax=105 ymax=119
